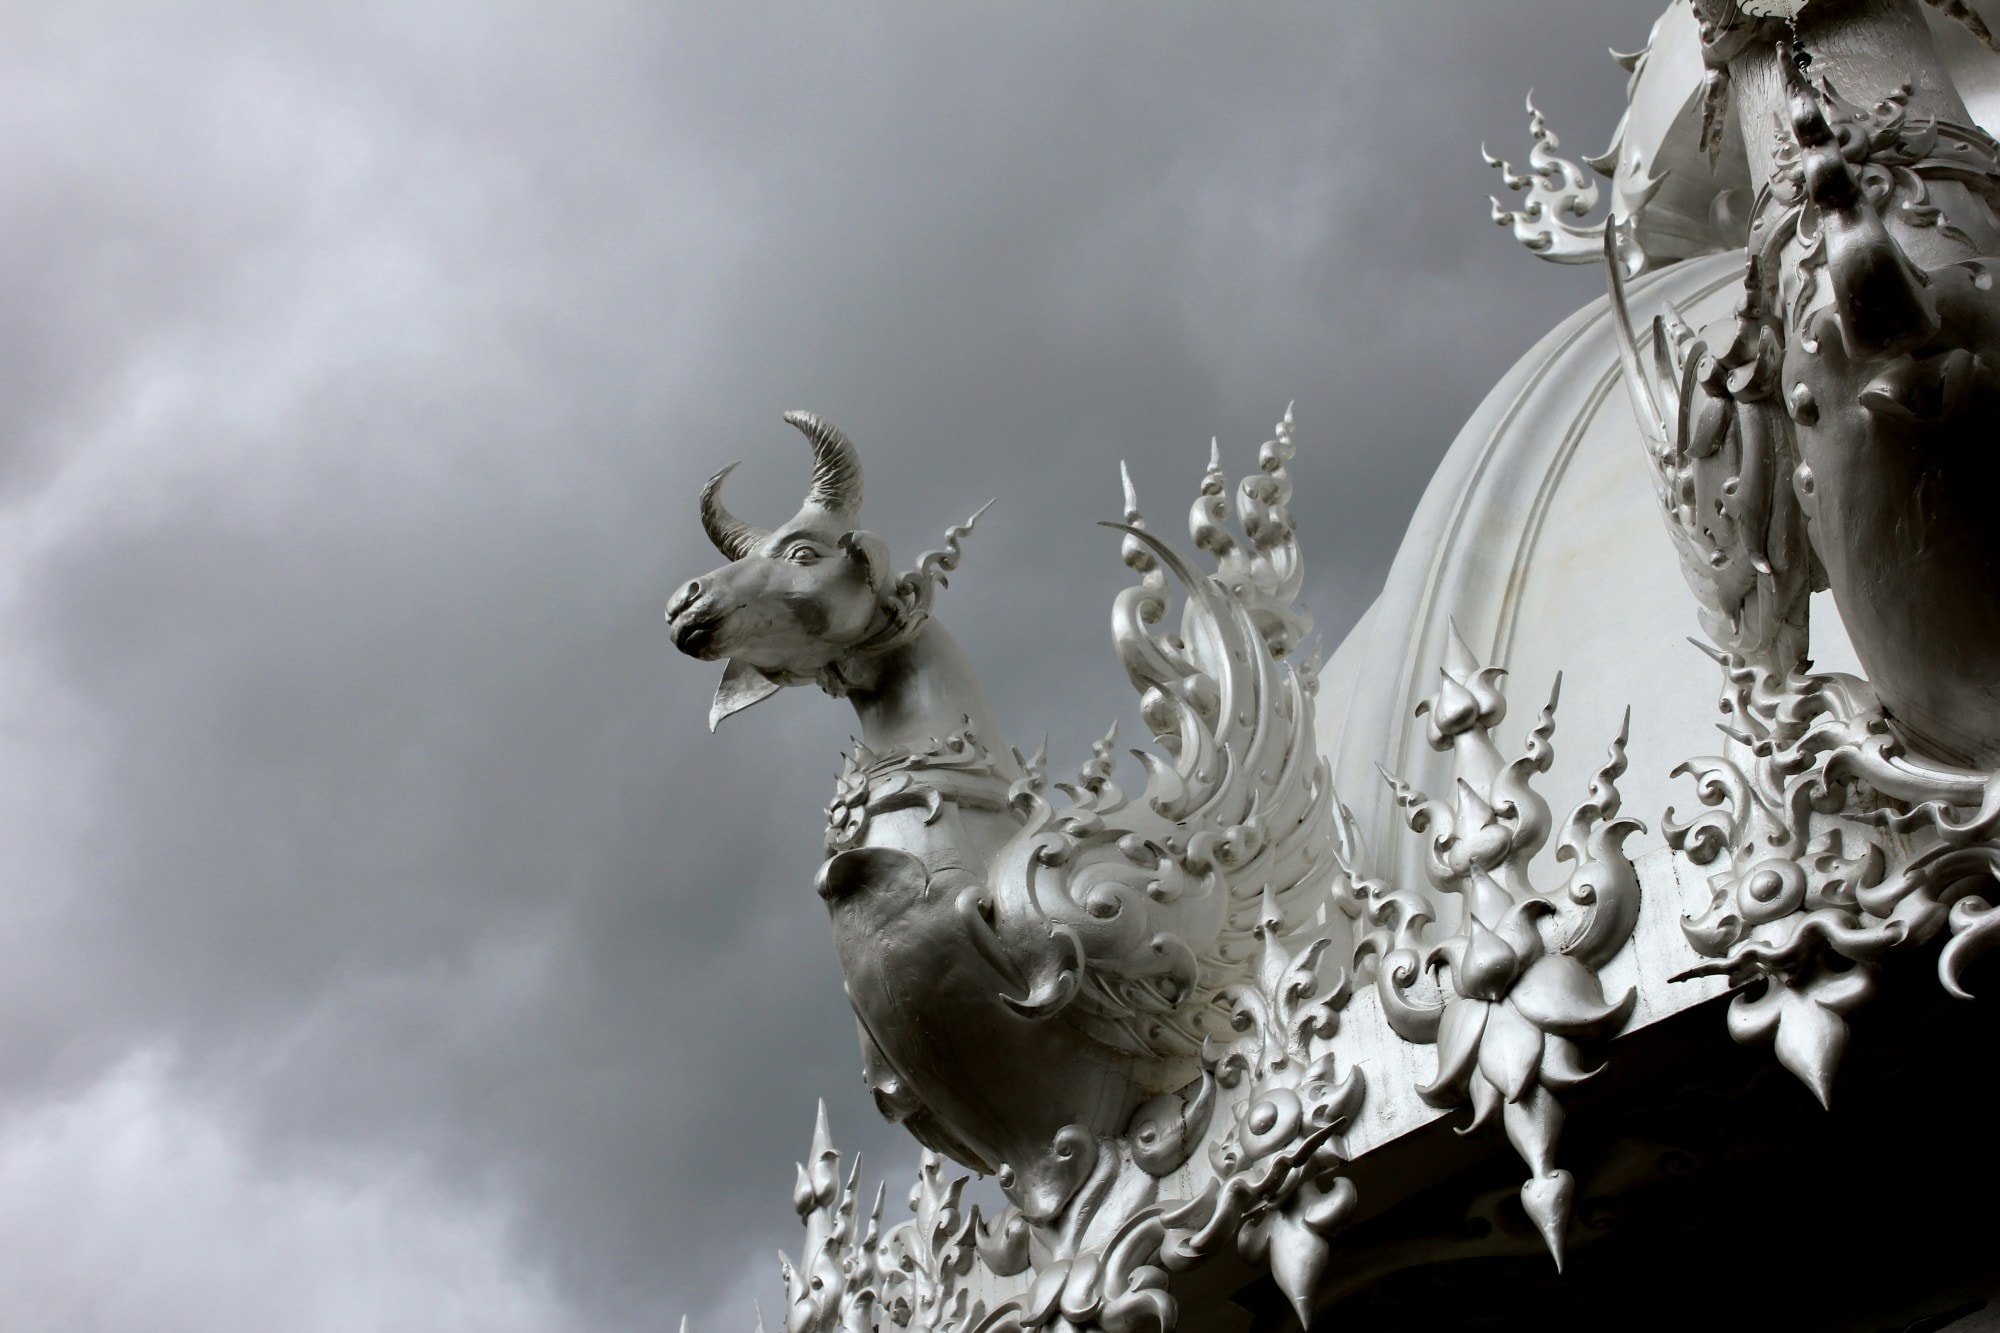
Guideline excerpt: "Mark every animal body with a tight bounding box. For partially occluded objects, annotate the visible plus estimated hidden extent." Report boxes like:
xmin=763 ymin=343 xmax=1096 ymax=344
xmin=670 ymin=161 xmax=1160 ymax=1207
xmin=668 ymin=410 xmax=1334 ymax=1225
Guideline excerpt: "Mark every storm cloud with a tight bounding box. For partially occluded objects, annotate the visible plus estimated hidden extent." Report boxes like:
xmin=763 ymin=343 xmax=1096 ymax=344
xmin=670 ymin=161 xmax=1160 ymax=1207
xmin=0 ymin=3 xmax=1658 ymax=1327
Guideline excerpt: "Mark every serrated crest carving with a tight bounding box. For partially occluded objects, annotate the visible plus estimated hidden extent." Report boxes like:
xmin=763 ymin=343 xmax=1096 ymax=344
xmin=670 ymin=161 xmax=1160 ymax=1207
xmin=1348 ymin=626 xmax=1642 ymax=1267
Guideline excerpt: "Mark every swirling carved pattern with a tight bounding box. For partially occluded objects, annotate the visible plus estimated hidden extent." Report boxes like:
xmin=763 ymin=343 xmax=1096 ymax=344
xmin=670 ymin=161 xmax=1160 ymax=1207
xmin=775 ymin=1108 xmax=991 ymax=1333
xmin=1670 ymin=650 xmax=2000 ymax=1105
xmin=770 ymin=411 xmax=1354 ymax=1331
xmin=1484 ymin=95 xmax=1620 ymax=268
xmin=1162 ymin=892 xmax=1365 ymax=1327
xmin=772 ymin=889 xmax=1365 ymax=1333
xmin=1632 ymin=27 xmax=2000 ymax=1105
xmin=1611 ymin=249 xmax=1812 ymax=673
xmin=825 ymin=408 xmax=1334 ymax=1072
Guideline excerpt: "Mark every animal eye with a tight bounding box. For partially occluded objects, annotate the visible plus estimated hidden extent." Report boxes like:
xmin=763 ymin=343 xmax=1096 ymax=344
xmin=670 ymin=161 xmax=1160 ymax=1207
xmin=784 ymin=543 xmax=821 ymax=564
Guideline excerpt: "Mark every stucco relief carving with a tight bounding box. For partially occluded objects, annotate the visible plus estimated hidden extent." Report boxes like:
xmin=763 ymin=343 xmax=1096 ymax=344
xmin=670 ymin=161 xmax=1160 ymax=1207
xmin=1483 ymin=94 xmax=1645 ymax=272
xmin=672 ymin=411 xmax=1367 ymax=1330
xmin=1589 ymin=7 xmax=2000 ymax=1101
xmin=770 ymin=887 xmax=1367 ymax=1333
xmin=1664 ymin=649 xmax=2000 ymax=1103
xmin=674 ymin=4 xmax=2000 ymax=1323
xmin=1340 ymin=627 xmax=1642 ymax=1268
xmin=775 ymin=1107 xmax=992 ymax=1333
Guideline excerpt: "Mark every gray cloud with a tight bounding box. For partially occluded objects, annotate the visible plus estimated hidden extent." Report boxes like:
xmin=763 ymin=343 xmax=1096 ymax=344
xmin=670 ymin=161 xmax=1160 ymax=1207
xmin=0 ymin=2 xmax=1661 ymax=1327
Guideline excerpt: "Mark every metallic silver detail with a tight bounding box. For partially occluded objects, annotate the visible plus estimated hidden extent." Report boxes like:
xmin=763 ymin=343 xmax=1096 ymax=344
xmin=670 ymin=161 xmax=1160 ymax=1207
xmin=1608 ymin=237 xmax=1813 ymax=672
xmin=669 ymin=414 xmax=988 ymax=714
xmin=1616 ymin=0 xmax=2000 ymax=1106
xmin=1484 ymin=95 xmax=1625 ymax=268
xmin=1162 ymin=890 xmax=1365 ymax=1328
xmin=669 ymin=4 xmax=2000 ymax=1321
xmin=1669 ymin=648 xmax=2000 ymax=1104
xmin=770 ymin=887 xmax=1366 ymax=1333
xmin=677 ymin=410 xmax=1349 ymax=1329
xmin=777 ymin=1107 xmax=986 ymax=1333
xmin=1488 ymin=6 xmax=1754 ymax=278
xmin=1346 ymin=625 xmax=1642 ymax=1269
xmin=695 ymin=408 xmax=863 ymax=564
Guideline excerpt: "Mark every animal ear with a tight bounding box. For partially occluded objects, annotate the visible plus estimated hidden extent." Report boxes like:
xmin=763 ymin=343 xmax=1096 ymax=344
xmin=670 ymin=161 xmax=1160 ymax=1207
xmin=837 ymin=530 xmax=895 ymax=592
xmin=710 ymin=658 xmax=783 ymax=731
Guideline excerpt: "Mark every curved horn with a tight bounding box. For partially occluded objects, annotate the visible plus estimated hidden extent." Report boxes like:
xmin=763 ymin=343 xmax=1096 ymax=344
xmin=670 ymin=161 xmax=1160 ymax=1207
xmin=782 ymin=410 xmax=864 ymax=516
xmin=700 ymin=462 xmax=770 ymax=560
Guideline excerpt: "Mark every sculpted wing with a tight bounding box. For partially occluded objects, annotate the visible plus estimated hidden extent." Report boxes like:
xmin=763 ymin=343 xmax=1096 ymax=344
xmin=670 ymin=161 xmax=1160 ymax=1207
xmin=971 ymin=407 xmax=1335 ymax=1063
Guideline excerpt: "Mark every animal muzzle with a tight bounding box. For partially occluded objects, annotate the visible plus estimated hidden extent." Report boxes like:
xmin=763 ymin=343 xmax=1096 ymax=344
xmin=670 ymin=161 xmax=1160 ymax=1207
xmin=665 ymin=579 xmax=722 ymax=658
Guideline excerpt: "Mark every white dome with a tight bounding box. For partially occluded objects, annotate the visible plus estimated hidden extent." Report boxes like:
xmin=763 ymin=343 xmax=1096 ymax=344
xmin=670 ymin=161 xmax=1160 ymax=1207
xmin=1316 ymin=249 xmax=1860 ymax=901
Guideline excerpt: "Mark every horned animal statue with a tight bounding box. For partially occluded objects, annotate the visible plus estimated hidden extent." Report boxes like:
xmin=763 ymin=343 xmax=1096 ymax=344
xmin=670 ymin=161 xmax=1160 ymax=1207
xmin=670 ymin=2 xmax=2000 ymax=1327
xmin=667 ymin=409 xmax=1335 ymax=1242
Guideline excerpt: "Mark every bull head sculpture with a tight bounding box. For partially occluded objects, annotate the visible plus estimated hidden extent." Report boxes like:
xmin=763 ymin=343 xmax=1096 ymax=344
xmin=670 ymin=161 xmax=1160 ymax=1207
xmin=666 ymin=411 xmax=976 ymax=732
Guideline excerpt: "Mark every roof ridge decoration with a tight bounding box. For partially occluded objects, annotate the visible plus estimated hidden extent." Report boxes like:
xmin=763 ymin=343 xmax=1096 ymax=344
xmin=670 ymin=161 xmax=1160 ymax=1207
xmin=668 ymin=2 xmax=2000 ymax=1324
xmin=671 ymin=411 xmax=1364 ymax=1331
xmin=1597 ymin=13 xmax=2000 ymax=1105
xmin=1359 ymin=626 xmax=1642 ymax=1269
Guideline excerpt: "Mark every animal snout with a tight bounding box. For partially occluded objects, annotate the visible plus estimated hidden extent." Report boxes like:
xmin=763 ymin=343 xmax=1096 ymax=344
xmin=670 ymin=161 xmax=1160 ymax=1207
xmin=665 ymin=578 xmax=705 ymax=621
xmin=666 ymin=579 xmax=722 ymax=657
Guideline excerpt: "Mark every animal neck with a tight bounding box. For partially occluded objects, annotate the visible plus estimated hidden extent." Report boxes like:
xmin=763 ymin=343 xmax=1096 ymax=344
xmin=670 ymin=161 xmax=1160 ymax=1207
xmin=844 ymin=620 xmax=1015 ymax=771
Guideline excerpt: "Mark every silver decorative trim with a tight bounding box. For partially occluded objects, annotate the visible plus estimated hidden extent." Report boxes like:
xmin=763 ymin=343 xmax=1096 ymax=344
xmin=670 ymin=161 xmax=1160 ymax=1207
xmin=1345 ymin=625 xmax=1641 ymax=1268
xmin=1669 ymin=650 xmax=2000 ymax=1104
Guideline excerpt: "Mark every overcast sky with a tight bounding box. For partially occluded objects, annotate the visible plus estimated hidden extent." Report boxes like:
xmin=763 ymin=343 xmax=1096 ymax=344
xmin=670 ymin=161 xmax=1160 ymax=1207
xmin=0 ymin=4 xmax=1660 ymax=1328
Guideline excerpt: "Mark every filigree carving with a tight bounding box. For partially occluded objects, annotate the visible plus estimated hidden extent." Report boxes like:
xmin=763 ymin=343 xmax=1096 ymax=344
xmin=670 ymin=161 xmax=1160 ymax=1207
xmin=1700 ymin=1 xmax=2000 ymax=65
xmin=672 ymin=5 xmax=2000 ymax=1322
xmin=1610 ymin=245 xmax=1813 ymax=673
xmin=960 ymin=933 xmax=1363 ymax=1333
xmin=1484 ymin=95 xmax=1622 ymax=268
xmin=673 ymin=408 xmax=1348 ymax=1325
xmin=1669 ymin=647 xmax=2000 ymax=1104
xmin=824 ymin=730 xmax=1024 ymax=858
xmin=1143 ymin=889 xmax=1364 ymax=1328
xmin=775 ymin=893 xmax=1365 ymax=1333
xmin=780 ymin=1105 xmax=896 ymax=1333
xmin=1600 ymin=12 xmax=2000 ymax=1107
xmin=954 ymin=409 xmax=1335 ymax=1072
xmin=777 ymin=1107 xmax=1000 ymax=1333
xmin=1727 ymin=49 xmax=2000 ymax=766
xmin=1348 ymin=625 xmax=1641 ymax=1267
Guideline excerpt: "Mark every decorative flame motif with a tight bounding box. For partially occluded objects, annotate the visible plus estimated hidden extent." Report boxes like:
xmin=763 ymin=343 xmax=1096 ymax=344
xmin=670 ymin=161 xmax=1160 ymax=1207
xmin=1609 ymin=235 xmax=1812 ymax=673
xmin=1603 ymin=19 xmax=2000 ymax=1107
xmin=1160 ymin=889 xmax=1364 ymax=1329
xmin=777 ymin=1108 xmax=993 ymax=1333
xmin=771 ymin=891 xmax=1365 ymax=1333
xmin=1669 ymin=648 xmax=2000 ymax=1105
xmin=1347 ymin=625 xmax=1642 ymax=1268
xmin=819 ymin=407 xmax=1332 ymax=1091
xmin=1484 ymin=95 xmax=1611 ymax=265
xmin=669 ymin=5 xmax=2000 ymax=1324
xmin=957 ymin=406 xmax=1335 ymax=1062
xmin=1623 ymin=54 xmax=2000 ymax=767
xmin=760 ymin=411 xmax=1360 ymax=1333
